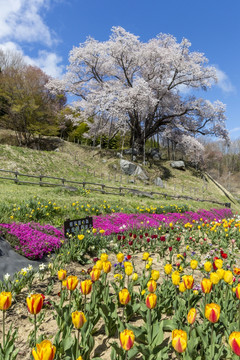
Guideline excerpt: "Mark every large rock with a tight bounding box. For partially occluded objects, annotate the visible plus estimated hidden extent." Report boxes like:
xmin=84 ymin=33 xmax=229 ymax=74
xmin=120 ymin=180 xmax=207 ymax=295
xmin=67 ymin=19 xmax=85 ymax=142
xmin=123 ymin=148 xmax=138 ymax=156
xmin=170 ymin=161 xmax=185 ymax=170
xmin=120 ymin=159 xmax=137 ymax=175
xmin=154 ymin=177 xmax=164 ymax=187
xmin=148 ymin=148 xmax=161 ymax=160
xmin=120 ymin=159 xmax=148 ymax=180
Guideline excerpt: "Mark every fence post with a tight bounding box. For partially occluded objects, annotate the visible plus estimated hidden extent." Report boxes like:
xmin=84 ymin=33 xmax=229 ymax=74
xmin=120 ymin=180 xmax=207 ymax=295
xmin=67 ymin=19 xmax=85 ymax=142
xmin=39 ymin=175 xmax=43 ymax=186
xmin=62 ymin=178 xmax=65 ymax=186
xmin=82 ymin=182 xmax=85 ymax=189
xmin=101 ymin=184 xmax=105 ymax=194
xmin=14 ymin=171 xmax=19 ymax=184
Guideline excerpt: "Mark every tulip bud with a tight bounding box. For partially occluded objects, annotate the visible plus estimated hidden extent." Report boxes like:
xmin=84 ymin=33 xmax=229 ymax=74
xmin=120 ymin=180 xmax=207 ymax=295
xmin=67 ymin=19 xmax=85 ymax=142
xmin=187 ymin=308 xmax=197 ymax=325
xmin=58 ymin=269 xmax=67 ymax=281
xmin=201 ymin=278 xmax=213 ymax=293
xmin=229 ymin=332 xmax=240 ymax=356
xmin=120 ymin=329 xmax=135 ymax=351
xmin=72 ymin=311 xmax=86 ymax=329
xmin=132 ymin=273 xmax=138 ymax=281
xmin=172 ymin=330 xmax=187 ymax=353
xmin=0 ymin=292 xmax=12 ymax=311
xmin=216 ymin=268 xmax=225 ymax=279
xmin=205 ymin=303 xmax=221 ymax=323
xmin=182 ymin=275 xmax=194 ymax=289
xmin=26 ymin=294 xmax=43 ymax=315
xmin=32 ymin=340 xmax=56 ymax=360
xmin=236 ymin=284 xmax=240 ymax=299
xmin=66 ymin=275 xmax=79 ymax=291
xmin=119 ymin=288 xmax=131 ymax=305
xmin=146 ymin=293 xmax=157 ymax=309
xmin=214 ymin=259 xmax=223 ymax=269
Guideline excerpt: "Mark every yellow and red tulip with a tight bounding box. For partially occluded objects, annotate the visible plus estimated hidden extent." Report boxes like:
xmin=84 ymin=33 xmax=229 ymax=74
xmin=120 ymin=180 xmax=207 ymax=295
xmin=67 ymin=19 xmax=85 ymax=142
xmin=205 ymin=303 xmax=221 ymax=323
xmin=119 ymin=288 xmax=131 ymax=305
xmin=172 ymin=330 xmax=187 ymax=353
xmin=80 ymin=280 xmax=92 ymax=295
xmin=66 ymin=275 xmax=79 ymax=291
xmin=32 ymin=339 xmax=56 ymax=360
xmin=26 ymin=294 xmax=43 ymax=315
xmin=146 ymin=293 xmax=157 ymax=309
xmin=147 ymin=279 xmax=157 ymax=293
xmin=90 ymin=268 xmax=101 ymax=282
xmin=102 ymin=261 xmax=112 ymax=274
xmin=120 ymin=329 xmax=135 ymax=351
xmin=72 ymin=311 xmax=87 ymax=329
xmin=57 ymin=269 xmax=67 ymax=281
xmin=187 ymin=308 xmax=197 ymax=325
xmin=0 ymin=292 xmax=12 ymax=311
xmin=183 ymin=275 xmax=194 ymax=289
xmin=229 ymin=332 xmax=240 ymax=356
xmin=201 ymin=278 xmax=213 ymax=293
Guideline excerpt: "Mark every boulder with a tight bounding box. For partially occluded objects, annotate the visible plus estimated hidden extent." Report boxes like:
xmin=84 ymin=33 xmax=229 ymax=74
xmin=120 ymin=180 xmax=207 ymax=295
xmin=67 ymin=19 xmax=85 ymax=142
xmin=170 ymin=161 xmax=185 ymax=170
xmin=120 ymin=159 xmax=148 ymax=180
xmin=120 ymin=159 xmax=137 ymax=175
xmin=123 ymin=148 xmax=138 ymax=156
xmin=148 ymin=148 xmax=161 ymax=160
xmin=154 ymin=177 xmax=164 ymax=187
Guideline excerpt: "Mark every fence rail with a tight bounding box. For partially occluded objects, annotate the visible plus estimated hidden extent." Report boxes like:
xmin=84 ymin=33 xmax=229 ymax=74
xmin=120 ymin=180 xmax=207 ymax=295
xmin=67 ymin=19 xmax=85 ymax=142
xmin=0 ymin=168 xmax=232 ymax=207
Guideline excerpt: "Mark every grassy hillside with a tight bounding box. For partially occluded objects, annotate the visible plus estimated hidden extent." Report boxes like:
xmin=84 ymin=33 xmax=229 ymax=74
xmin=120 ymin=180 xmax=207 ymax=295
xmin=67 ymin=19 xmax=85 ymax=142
xmin=0 ymin=137 xmax=239 ymax=223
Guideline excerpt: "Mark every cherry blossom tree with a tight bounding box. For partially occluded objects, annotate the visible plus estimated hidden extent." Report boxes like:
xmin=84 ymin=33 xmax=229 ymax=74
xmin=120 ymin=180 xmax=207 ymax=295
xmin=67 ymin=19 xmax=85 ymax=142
xmin=46 ymin=26 xmax=229 ymax=153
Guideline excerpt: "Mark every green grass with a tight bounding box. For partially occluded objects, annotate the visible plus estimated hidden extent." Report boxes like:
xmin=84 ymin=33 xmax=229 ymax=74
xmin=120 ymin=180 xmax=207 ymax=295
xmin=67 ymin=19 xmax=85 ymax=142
xmin=0 ymin=137 xmax=239 ymax=224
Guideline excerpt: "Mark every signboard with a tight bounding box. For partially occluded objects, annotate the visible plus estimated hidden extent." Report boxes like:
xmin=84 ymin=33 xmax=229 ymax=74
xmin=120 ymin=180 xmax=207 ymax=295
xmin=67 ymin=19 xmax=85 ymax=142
xmin=64 ymin=216 xmax=93 ymax=237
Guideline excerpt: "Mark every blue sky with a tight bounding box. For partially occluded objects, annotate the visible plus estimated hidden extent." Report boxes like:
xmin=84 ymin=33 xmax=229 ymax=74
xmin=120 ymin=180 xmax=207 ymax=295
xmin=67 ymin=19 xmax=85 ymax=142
xmin=1 ymin=0 xmax=240 ymax=139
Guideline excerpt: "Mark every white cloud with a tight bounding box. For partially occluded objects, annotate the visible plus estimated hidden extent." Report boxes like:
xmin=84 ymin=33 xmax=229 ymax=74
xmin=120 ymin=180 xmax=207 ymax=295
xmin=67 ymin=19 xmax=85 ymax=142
xmin=215 ymin=67 xmax=235 ymax=93
xmin=0 ymin=42 xmax=64 ymax=78
xmin=0 ymin=0 xmax=55 ymax=46
xmin=229 ymin=127 xmax=240 ymax=133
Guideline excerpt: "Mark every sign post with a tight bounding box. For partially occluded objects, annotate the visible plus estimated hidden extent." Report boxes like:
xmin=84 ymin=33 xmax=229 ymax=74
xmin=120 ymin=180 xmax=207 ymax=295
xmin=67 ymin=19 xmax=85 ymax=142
xmin=64 ymin=216 xmax=93 ymax=237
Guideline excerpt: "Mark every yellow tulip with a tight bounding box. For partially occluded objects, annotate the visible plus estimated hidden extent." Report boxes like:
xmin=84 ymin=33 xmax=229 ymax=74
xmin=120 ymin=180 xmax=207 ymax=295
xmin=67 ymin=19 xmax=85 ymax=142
xmin=172 ymin=330 xmax=187 ymax=353
xmin=120 ymin=329 xmax=135 ymax=351
xmin=57 ymin=269 xmax=67 ymax=281
xmin=216 ymin=268 xmax=225 ymax=279
xmin=205 ymin=303 xmax=220 ymax=323
xmin=90 ymin=268 xmax=101 ymax=282
xmin=72 ymin=311 xmax=86 ymax=329
xmin=178 ymin=282 xmax=186 ymax=293
xmin=100 ymin=253 xmax=108 ymax=262
xmin=78 ymin=234 xmax=84 ymax=241
xmin=95 ymin=260 xmax=103 ymax=270
xmin=151 ymin=270 xmax=160 ymax=281
xmin=210 ymin=272 xmax=220 ymax=285
xmin=164 ymin=264 xmax=172 ymax=275
xmin=224 ymin=270 xmax=233 ymax=284
xmin=204 ymin=261 xmax=212 ymax=272
xmin=32 ymin=340 xmax=56 ymax=360
xmin=119 ymin=288 xmax=131 ymax=305
xmin=0 ymin=292 xmax=12 ymax=311
xmin=125 ymin=265 xmax=133 ymax=276
xmin=190 ymin=260 xmax=198 ymax=270
xmin=172 ymin=271 xmax=180 ymax=286
xmin=201 ymin=278 xmax=213 ymax=294
xmin=102 ymin=261 xmax=112 ymax=274
xmin=142 ymin=252 xmax=150 ymax=261
xmin=214 ymin=259 xmax=223 ymax=269
xmin=132 ymin=273 xmax=138 ymax=281
xmin=116 ymin=253 xmax=124 ymax=263
xmin=236 ymin=284 xmax=240 ymax=299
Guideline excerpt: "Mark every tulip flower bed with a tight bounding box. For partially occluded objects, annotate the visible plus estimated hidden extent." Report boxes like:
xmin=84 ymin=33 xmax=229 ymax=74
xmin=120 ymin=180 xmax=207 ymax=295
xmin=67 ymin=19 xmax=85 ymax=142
xmin=1 ymin=209 xmax=240 ymax=359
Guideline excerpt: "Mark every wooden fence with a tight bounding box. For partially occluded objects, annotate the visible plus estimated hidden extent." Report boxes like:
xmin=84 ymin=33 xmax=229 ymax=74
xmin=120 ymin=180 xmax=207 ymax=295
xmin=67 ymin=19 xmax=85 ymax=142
xmin=0 ymin=168 xmax=232 ymax=207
